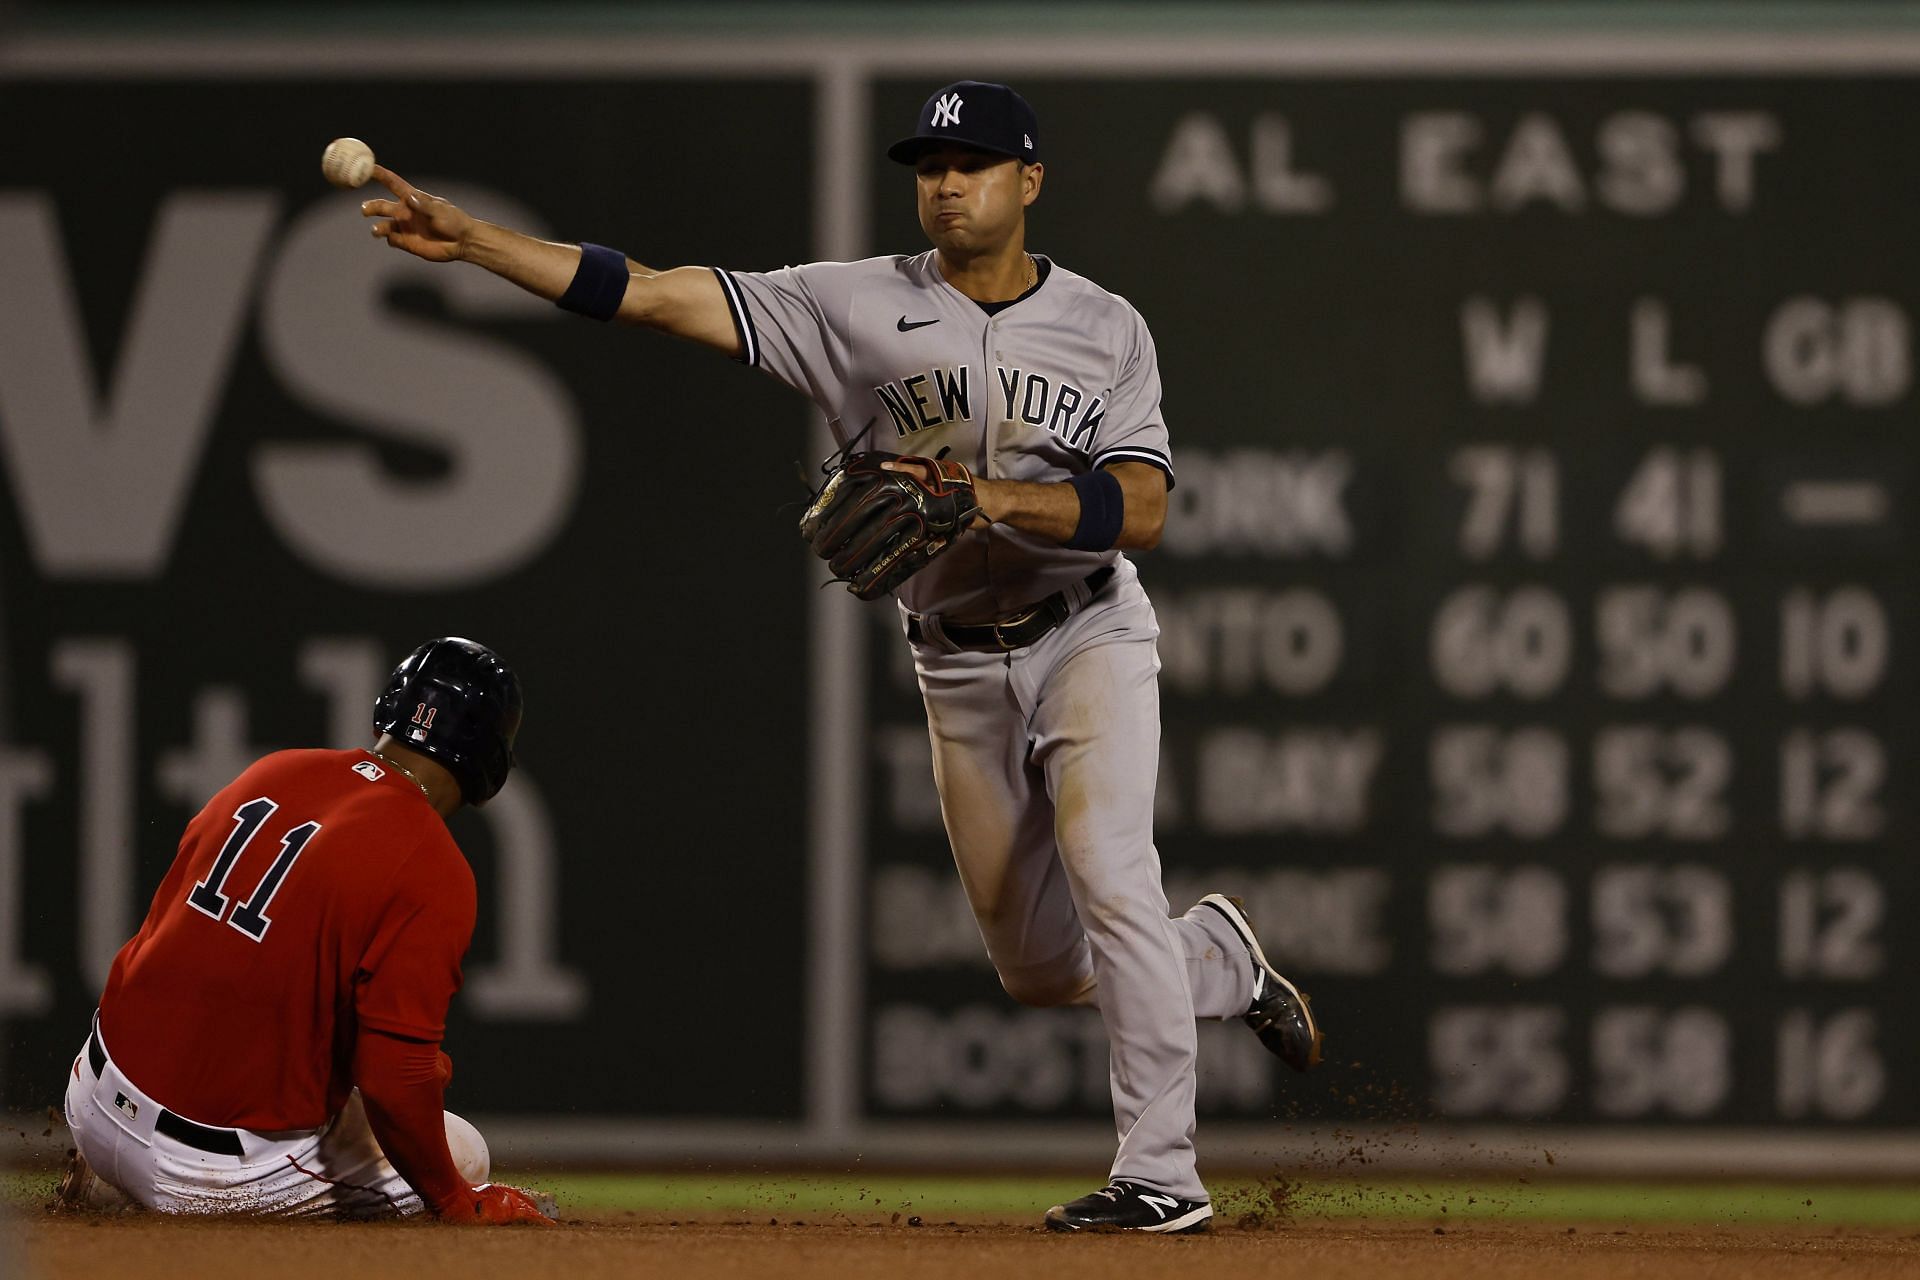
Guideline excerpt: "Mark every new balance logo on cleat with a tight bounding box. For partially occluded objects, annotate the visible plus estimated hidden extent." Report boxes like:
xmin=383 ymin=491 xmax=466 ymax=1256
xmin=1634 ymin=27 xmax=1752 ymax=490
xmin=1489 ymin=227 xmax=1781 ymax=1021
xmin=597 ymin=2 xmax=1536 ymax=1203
xmin=1044 ymin=1181 xmax=1213 ymax=1234
xmin=1138 ymin=1193 xmax=1182 ymax=1219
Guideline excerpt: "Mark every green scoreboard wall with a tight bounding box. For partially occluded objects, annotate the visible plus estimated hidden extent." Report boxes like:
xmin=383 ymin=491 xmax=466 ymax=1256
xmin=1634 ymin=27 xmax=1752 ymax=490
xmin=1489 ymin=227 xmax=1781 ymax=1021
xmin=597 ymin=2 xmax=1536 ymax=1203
xmin=2 ymin=35 xmax=1916 ymax=1152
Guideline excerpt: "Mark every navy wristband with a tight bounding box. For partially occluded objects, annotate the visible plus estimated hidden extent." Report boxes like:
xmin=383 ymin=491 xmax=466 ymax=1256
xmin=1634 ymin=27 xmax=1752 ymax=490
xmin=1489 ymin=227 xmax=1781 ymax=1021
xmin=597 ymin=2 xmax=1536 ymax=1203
xmin=556 ymin=243 xmax=629 ymax=322
xmin=1066 ymin=469 xmax=1125 ymax=551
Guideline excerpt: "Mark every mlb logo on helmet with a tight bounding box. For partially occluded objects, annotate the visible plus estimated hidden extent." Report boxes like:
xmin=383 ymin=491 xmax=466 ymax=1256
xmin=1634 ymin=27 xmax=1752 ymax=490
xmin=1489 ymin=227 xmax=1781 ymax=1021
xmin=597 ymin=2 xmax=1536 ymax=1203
xmin=886 ymin=80 xmax=1039 ymax=165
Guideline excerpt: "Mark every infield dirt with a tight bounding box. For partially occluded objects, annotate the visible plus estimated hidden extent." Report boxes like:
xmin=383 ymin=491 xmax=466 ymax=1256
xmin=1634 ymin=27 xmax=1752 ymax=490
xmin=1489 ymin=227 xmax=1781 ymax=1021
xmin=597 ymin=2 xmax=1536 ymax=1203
xmin=21 ymin=1211 xmax=1920 ymax=1280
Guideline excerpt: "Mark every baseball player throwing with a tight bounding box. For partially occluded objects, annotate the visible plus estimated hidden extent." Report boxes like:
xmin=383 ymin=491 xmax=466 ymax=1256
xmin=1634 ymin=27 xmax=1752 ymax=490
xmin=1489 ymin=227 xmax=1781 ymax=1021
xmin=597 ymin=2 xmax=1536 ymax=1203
xmin=59 ymin=639 xmax=552 ymax=1224
xmin=360 ymin=81 xmax=1321 ymax=1233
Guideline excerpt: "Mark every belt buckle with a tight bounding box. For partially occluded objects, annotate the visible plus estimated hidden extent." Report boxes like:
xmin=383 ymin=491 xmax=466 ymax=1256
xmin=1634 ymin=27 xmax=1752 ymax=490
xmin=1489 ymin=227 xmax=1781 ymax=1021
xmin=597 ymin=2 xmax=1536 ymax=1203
xmin=991 ymin=606 xmax=1040 ymax=651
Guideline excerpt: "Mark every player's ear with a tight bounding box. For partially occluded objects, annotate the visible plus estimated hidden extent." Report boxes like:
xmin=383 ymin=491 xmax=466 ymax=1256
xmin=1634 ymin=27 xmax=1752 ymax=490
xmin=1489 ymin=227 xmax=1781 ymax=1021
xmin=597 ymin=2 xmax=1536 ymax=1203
xmin=1022 ymin=162 xmax=1044 ymax=205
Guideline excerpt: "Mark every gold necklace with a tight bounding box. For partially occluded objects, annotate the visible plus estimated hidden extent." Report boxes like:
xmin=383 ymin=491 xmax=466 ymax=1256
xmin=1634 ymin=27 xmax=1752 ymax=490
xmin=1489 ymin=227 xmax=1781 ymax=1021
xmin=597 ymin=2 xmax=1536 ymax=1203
xmin=1024 ymin=254 xmax=1037 ymax=289
xmin=372 ymin=750 xmax=432 ymax=802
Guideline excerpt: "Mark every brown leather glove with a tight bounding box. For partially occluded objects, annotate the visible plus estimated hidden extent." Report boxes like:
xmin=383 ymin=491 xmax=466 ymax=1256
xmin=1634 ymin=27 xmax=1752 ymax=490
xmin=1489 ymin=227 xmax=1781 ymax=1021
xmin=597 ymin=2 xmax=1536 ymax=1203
xmin=799 ymin=451 xmax=981 ymax=600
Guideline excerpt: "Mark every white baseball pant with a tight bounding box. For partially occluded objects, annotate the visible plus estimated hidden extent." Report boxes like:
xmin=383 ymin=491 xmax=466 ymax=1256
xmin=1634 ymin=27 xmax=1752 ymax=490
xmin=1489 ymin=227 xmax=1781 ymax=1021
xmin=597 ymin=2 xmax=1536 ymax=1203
xmin=63 ymin=1019 xmax=488 ymax=1217
xmin=908 ymin=555 xmax=1256 ymax=1201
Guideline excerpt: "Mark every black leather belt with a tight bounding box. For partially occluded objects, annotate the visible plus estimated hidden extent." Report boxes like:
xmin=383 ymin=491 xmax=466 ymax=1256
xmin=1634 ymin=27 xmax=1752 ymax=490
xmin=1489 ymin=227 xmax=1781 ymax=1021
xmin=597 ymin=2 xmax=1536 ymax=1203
xmin=906 ymin=565 xmax=1115 ymax=652
xmin=89 ymin=1024 xmax=246 ymax=1158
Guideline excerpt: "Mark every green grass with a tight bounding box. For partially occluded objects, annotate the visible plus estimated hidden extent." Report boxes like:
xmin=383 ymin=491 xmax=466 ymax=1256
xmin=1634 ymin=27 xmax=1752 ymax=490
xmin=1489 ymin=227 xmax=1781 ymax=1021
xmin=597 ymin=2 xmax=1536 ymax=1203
xmin=497 ymin=1172 xmax=1920 ymax=1227
xmin=11 ymin=1168 xmax=1918 ymax=1227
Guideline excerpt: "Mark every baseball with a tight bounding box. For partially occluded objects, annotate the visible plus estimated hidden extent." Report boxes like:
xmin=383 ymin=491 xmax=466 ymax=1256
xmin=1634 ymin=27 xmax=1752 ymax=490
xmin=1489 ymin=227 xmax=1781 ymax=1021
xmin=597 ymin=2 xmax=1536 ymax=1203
xmin=320 ymin=137 xmax=375 ymax=189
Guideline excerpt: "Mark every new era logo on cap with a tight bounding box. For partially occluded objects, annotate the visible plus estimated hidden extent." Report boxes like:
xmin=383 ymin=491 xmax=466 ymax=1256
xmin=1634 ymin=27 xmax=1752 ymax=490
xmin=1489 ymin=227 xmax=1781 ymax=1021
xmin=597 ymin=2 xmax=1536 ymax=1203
xmin=887 ymin=81 xmax=1039 ymax=165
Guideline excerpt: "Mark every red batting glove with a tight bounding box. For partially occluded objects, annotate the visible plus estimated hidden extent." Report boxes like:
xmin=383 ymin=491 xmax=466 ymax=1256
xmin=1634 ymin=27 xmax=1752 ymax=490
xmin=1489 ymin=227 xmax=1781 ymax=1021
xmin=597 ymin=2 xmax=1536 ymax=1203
xmin=435 ymin=1050 xmax=454 ymax=1088
xmin=455 ymin=1183 xmax=555 ymax=1226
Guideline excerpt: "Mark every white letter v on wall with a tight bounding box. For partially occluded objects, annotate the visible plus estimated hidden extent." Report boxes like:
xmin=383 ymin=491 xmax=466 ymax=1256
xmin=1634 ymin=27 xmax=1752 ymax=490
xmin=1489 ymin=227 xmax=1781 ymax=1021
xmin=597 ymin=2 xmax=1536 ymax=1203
xmin=0 ymin=191 xmax=280 ymax=578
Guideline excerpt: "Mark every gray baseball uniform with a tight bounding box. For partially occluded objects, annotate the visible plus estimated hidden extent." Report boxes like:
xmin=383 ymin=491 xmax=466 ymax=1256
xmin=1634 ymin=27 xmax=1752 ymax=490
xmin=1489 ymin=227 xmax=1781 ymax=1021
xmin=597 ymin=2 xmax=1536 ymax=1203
xmin=718 ymin=250 xmax=1255 ymax=1201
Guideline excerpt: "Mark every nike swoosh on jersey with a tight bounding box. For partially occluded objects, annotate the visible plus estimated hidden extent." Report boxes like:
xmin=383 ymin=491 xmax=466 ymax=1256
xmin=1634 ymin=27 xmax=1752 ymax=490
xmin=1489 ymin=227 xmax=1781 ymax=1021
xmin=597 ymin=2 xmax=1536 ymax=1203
xmin=897 ymin=316 xmax=940 ymax=331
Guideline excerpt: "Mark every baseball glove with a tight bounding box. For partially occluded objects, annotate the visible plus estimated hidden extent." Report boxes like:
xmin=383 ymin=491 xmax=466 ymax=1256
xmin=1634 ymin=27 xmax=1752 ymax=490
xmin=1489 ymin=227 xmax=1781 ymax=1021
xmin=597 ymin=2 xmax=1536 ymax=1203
xmin=799 ymin=451 xmax=982 ymax=600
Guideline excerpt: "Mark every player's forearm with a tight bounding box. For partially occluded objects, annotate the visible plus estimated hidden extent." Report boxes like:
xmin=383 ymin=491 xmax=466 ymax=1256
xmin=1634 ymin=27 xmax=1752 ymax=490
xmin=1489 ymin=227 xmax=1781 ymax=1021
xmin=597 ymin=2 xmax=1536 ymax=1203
xmin=975 ymin=463 xmax=1167 ymax=551
xmin=459 ymin=227 xmax=735 ymax=350
xmin=457 ymin=221 xmax=587 ymax=301
xmin=353 ymin=1030 xmax=470 ymax=1217
xmin=974 ymin=475 xmax=1079 ymax=542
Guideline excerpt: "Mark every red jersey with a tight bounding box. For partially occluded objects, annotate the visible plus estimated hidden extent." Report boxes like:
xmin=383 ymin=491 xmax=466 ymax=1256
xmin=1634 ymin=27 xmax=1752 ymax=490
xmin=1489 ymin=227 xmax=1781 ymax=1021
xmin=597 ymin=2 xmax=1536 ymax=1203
xmin=98 ymin=748 xmax=476 ymax=1131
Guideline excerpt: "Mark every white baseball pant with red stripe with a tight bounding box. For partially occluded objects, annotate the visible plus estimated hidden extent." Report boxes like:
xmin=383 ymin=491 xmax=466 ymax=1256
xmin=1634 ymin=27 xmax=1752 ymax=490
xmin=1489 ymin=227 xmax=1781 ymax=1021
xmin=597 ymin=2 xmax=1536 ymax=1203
xmin=63 ymin=1022 xmax=488 ymax=1217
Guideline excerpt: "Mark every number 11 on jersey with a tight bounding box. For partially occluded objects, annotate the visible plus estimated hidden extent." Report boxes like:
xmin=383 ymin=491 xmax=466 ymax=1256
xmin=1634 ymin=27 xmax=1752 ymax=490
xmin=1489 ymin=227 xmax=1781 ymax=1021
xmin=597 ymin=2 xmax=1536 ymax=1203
xmin=187 ymin=796 xmax=322 ymax=942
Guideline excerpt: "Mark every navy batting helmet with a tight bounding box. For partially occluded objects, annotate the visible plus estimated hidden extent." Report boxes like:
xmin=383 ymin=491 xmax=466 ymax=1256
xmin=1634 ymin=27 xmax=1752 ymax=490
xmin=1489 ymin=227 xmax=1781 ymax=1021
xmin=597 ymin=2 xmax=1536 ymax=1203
xmin=373 ymin=637 xmax=523 ymax=806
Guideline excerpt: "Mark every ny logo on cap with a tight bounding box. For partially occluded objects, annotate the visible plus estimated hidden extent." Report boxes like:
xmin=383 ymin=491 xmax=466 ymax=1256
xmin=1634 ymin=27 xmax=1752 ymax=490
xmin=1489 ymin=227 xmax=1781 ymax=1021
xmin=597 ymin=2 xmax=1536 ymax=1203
xmin=932 ymin=92 xmax=963 ymax=128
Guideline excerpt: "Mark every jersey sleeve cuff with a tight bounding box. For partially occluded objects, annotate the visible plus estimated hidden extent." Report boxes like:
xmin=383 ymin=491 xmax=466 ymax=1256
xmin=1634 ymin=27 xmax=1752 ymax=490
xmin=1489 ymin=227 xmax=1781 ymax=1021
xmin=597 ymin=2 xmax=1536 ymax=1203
xmin=1093 ymin=445 xmax=1176 ymax=490
xmin=711 ymin=268 xmax=760 ymax=367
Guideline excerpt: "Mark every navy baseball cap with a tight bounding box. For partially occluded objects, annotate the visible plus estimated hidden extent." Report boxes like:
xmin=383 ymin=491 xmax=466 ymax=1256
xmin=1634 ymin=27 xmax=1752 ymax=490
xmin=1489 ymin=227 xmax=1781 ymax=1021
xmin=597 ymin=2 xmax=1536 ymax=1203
xmin=887 ymin=81 xmax=1039 ymax=166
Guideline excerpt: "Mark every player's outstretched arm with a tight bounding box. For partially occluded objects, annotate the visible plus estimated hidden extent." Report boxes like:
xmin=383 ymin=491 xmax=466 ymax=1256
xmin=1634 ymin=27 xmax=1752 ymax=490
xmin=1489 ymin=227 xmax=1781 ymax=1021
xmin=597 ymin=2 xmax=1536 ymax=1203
xmin=360 ymin=164 xmax=741 ymax=357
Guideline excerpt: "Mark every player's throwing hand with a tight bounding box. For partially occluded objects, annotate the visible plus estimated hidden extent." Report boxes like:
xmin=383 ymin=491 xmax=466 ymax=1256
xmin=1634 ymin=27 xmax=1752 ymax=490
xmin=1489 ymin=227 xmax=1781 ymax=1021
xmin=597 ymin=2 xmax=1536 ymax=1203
xmin=361 ymin=165 xmax=473 ymax=262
